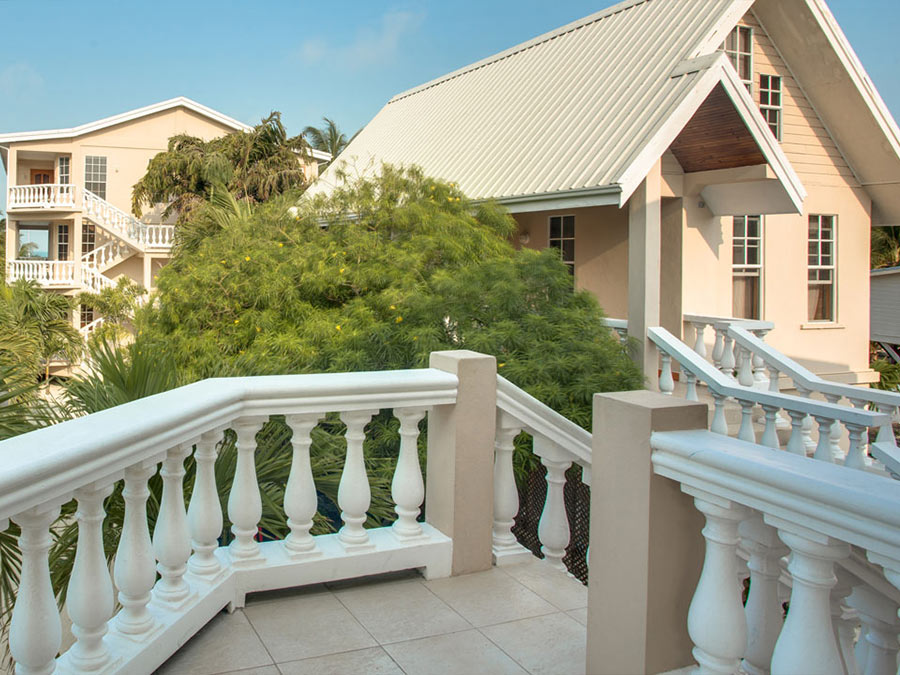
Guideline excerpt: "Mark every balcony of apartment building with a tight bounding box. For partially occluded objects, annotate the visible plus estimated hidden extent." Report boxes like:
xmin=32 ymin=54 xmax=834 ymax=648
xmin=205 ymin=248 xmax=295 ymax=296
xmin=6 ymin=153 xmax=77 ymax=212
xmin=0 ymin=334 xmax=899 ymax=675
xmin=5 ymin=219 xmax=80 ymax=290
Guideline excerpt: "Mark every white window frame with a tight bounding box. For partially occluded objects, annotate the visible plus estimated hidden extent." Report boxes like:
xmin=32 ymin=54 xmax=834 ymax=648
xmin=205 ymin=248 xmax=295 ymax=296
xmin=732 ymin=215 xmax=764 ymax=320
xmin=58 ymin=156 xmax=70 ymax=185
xmin=722 ymin=25 xmax=754 ymax=94
xmin=808 ymin=215 xmax=837 ymax=322
xmin=84 ymin=155 xmax=107 ymax=199
xmin=57 ymin=223 xmax=70 ymax=261
xmin=759 ymin=74 xmax=782 ymax=141
xmin=548 ymin=214 xmax=575 ymax=274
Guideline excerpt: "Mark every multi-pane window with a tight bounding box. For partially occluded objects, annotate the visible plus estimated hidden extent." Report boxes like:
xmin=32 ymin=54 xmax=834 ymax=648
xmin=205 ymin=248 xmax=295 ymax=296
xmin=722 ymin=25 xmax=753 ymax=92
xmin=82 ymin=223 xmax=96 ymax=253
xmin=549 ymin=215 xmax=575 ymax=274
xmin=57 ymin=224 xmax=70 ymax=260
xmin=58 ymin=156 xmax=70 ymax=184
xmin=84 ymin=155 xmax=107 ymax=199
xmin=759 ymin=75 xmax=782 ymax=141
xmin=732 ymin=216 xmax=763 ymax=320
xmin=808 ymin=215 xmax=836 ymax=322
xmin=80 ymin=306 xmax=95 ymax=328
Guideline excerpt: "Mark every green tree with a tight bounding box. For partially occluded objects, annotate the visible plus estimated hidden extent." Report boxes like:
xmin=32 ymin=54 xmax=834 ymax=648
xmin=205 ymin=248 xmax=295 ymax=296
xmin=132 ymin=112 xmax=311 ymax=222
xmin=303 ymin=117 xmax=350 ymax=169
xmin=76 ymin=277 xmax=146 ymax=345
xmin=872 ymin=226 xmax=900 ymax=269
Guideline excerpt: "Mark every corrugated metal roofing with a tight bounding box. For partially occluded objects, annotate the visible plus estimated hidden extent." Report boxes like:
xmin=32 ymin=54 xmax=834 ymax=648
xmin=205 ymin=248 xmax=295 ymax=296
xmin=311 ymin=0 xmax=747 ymax=203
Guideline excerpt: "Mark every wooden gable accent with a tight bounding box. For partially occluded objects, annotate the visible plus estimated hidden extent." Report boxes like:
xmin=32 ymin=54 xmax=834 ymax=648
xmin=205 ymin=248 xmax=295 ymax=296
xmin=669 ymin=83 xmax=767 ymax=173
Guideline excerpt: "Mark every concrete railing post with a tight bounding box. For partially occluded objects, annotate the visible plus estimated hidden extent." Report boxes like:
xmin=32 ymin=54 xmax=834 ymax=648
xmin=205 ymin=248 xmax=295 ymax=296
xmin=426 ymin=350 xmax=497 ymax=576
xmin=586 ymin=391 xmax=707 ymax=675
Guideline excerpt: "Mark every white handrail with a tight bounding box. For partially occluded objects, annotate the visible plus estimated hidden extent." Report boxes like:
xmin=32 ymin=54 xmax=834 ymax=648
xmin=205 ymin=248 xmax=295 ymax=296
xmin=82 ymin=189 xmax=174 ymax=250
xmin=495 ymin=374 xmax=591 ymax=466
xmin=6 ymin=260 xmax=77 ymax=286
xmin=8 ymin=183 xmax=76 ymax=209
xmin=683 ymin=313 xmax=774 ymax=333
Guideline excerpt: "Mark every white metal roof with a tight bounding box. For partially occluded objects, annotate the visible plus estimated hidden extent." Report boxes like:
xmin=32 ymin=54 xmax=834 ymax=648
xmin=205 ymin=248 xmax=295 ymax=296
xmin=311 ymin=0 xmax=774 ymax=206
xmin=0 ymin=97 xmax=251 ymax=144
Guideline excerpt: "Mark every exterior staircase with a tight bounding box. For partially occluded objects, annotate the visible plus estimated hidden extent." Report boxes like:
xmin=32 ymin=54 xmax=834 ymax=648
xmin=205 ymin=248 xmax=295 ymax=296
xmin=81 ymin=189 xmax=173 ymax=252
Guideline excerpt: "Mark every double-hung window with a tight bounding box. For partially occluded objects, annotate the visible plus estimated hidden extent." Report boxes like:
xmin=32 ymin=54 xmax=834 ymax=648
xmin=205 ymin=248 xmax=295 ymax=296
xmin=808 ymin=215 xmax=836 ymax=322
xmin=58 ymin=156 xmax=70 ymax=184
xmin=84 ymin=156 xmax=107 ymax=199
xmin=732 ymin=216 xmax=763 ymax=320
xmin=57 ymin=224 xmax=70 ymax=260
xmin=722 ymin=25 xmax=753 ymax=93
xmin=549 ymin=215 xmax=575 ymax=274
xmin=82 ymin=223 xmax=96 ymax=254
xmin=759 ymin=75 xmax=782 ymax=141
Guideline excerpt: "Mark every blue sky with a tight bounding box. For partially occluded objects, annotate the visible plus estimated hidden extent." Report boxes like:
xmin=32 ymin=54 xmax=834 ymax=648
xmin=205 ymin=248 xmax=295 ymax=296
xmin=0 ymin=0 xmax=898 ymax=213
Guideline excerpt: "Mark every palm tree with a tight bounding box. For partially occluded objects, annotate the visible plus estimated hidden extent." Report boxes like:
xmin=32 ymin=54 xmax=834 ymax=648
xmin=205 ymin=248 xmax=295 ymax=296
xmin=872 ymin=226 xmax=900 ymax=269
xmin=303 ymin=117 xmax=351 ymax=169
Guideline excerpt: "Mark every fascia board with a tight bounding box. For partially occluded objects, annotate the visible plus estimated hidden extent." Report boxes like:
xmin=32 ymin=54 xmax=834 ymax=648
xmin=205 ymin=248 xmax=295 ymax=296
xmin=0 ymin=97 xmax=251 ymax=144
xmin=493 ymin=185 xmax=621 ymax=214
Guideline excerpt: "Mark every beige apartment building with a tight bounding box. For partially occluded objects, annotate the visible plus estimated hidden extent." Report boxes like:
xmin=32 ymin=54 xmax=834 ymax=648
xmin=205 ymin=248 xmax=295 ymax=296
xmin=1 ymin=97 xmax=325 ymax=334
xmin=311 ymin=0 xmax=900 ymax=386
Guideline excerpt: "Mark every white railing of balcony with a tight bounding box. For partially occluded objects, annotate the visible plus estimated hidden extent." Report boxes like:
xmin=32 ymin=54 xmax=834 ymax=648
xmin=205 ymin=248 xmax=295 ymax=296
xmin=0 ymin=368 xmax=459 ymax=674
xmin=651 ymin=428 xmax=900 ymax=674
xmin=82 ymin=189 xmax=174 ymax=250
xmin=492 ymin=375 xmax=592 ymax=570
xmin=78 ymin=316 xmax=105 ymax=338
xmin=648 ymin=326 xmax=893 ymax=471
xmin=80 ymin=265 xmax=116 ymax=293
xmin=8 ymin=183 xmax=76 ymax=209
xmin=684 ymin=313 xmax=775 ymax=387
xmin=82 ymin=240 xmax=132 ymax=272
xmin=601 ymin=317 xmax=629 ymax=345
xmin=6 ymin=259 xmax=77 ymax=287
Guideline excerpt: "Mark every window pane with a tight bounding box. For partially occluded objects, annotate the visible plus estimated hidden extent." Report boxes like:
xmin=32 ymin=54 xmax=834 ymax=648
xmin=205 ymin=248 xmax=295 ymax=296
xmin=17 ymin=228 xmax=49 ymax=259
xmin=562 ymin=240 xmax=574 ymax=262
xmin=549 ymin=218 xmax=561 ymax=239
xmin=808 ymin=283 xmax=834 ymax=321
xmin=734 ymin=217 xmax=745 ymax=237
xmin=733 ymin=275 xmax=760 ymax=320
xmin=563 ymin=216 xmax=575 ymax=238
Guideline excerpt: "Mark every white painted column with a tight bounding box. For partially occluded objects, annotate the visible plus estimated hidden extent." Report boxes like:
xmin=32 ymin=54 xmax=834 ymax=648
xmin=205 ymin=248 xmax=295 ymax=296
xmin=284 ymin=413 xmax=323 ymax=557
xmin=338 ymin=409 xmax=377 ymax=550
xmin=10 ymin=505 xmax=62 ymax=675
xmin=627 ymin=160 xmax=662 ymax=388
xmin=113 ymin=462 xmax=158 ymax=637
xmin=227 ymin=417 xmax=266 ymax=566
xmin=187 ymin=431 xmax=224 ymax=578
xmin=391 ymin=408 xmax=428 ymax=540
xmin=65 ymin=482 xmax=116 ymax=671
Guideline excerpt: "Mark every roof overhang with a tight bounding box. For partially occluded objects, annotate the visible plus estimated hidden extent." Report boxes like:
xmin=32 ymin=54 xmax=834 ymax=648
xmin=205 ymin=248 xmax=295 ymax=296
xmin=0 ymin=97 xmax=251 ymax=144
xmin=494 ymin=185 xmax=621 ymax=214
xmin=753 ymin=0 xmax=900 ymax=226
xmin=615 ymin=52 xmax=806 ymax=216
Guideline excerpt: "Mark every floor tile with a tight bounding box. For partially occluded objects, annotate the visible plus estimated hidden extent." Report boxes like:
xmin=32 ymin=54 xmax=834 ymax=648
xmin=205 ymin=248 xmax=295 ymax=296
xmin=384 ymin=630 xmax=528 ymax=675
xmin=501 ymin=559 xmax=588 ymax=611
xmin=278 ymin=647 xmax=403 ymax=675
xmin=566 ymin=607 xmax=588 ymax=626
xmin=219 ymin=667 xmax=281 ymax=675
xmin=333 ymin=577 xmax=470 ymax=644
xmin=481 ymin=612 xmax=586 ymax=675
xmin=244 ymin=587 xmax=377 ymax=662
xmin=155 ymin=610 xmax=273 ymax=675
xmin=424 ymin=568 xmax=557 ymax=627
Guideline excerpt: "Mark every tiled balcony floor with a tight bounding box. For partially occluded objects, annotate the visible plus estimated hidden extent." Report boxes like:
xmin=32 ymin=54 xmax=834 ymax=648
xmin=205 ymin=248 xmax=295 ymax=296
xmin=156 ymin=558 xmax=587 ymax=675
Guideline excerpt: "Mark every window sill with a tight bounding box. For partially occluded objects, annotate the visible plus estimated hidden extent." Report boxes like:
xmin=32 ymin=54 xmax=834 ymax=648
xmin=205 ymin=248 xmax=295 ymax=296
xmin=800 ymin=323 xmax=845 ymax=331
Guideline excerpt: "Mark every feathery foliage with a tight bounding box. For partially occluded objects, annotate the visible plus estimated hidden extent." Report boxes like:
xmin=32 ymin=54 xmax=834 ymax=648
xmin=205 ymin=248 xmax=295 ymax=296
xmin=132 ymin=112 xmax=310 ymax=221
xmin=302 ymin=117 xmax=350 ymax=168
xmin=872 ymin=226 xmax=900 ymax=270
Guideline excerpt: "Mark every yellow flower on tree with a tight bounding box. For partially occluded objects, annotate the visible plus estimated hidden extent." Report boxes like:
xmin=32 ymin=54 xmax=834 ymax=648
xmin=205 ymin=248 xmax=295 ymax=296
xmin=234 ymin=319 xmax=240 ymax=324
xmin=245 ymin=256 xmax=251 ymax=261
xmin=395 ymin=316 xmax=403 ymax=323
xmin=335 ymin=324 xmax=342 ymax=331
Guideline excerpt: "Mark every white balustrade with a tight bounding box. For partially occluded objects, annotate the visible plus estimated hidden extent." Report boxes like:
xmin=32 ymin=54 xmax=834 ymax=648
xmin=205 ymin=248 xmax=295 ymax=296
xmin=847 ymin=584 xmax=900 ymax=675
xmin=228 ymin=419 xmax=266 ymax=565
xmin=492 ymin=413 xmax=524 ymax=560
xmin=152 ymin=444 xmax=193 ymax=605
xmin=284 ymin=414 xmax=322 ymax=556
xmin=8 ymin=183 xmax=76 ymax=209
xmin=534 ymin=437 xmax=572 ymax=572
xmin=6 ymin=260 xmax=77 ymax=287
xmin=391 ymin=408 xmax=428 ymax=540
xmin=338 ymin=409 xmax=377 ymax=549
xmin=82 ymin=188 xmax=173 ymax=250
xmin=187 ymin=432 xmax=225 ymax=577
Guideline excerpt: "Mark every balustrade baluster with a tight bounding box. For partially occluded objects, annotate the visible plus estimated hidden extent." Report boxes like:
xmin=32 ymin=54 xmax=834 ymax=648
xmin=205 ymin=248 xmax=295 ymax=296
xmin=535 ymin=437 xmax=571 ymax=572
xmin=659 ymin=353 xmax=674 ymax=395
xmin=770 ymin=525 xmax=849 ymax=673
xmin=113 ymin=462 xmax=158 ymax=637
xmin=686 ymin=492 xmax=749 ymax=674
xmin=760 ymin=405 xmax=781 ymax=450
xmin=848 ymin=585 xmax=900 ymax=675
xmin=738 ymin=347 xmax=754 ymax=387
xmin=493 ymin=414 xmax=524 ymax=558
xmin=721 ymin=333 xmax=736 ymax=376
xmin=188 ymin=431 xmax=225 ymax=577
xmin=845 ymin=423 xmax=868 ymax=471
xmin=10 ymin=505 xmax=62 ymax=675
xmin=796 ymin=385 xmax=817 ymax=452
xmin=338 ymin=409 xmax=377 ymax=549
xmin=685 ymin=370 xmax=699 ymax=402
xmin=738 ymin=400 xmax=756 ymax=443
xmin=751 ymin=331 xmax=769 ymax=388
xmin=228 ymin=417 xmax=267 ymax=564
xmin=152 ymin=444 xmax=193 ymax=605
xmin=875 ymin=404 xmax=897 ymax=445
xmin=740 ymin=516 xmax=787 ymax=675
xmin=824 ymin=393 xmax=845 ymax=462
xmin=712 ymin=326 xmax=726 ymax=370
xmin=711 ymin=393 xmax=729 ymax=436
xmin=391 ymin=408 xmax=428 ymax=540
xmin=786 ymin=410 xmax=807 ymax=455
xmin=814 ymin=415 xmax=836 ymax=463
xmin=284 ymin=413 xmax=323 ymax=556
xmin=693 ymin=322 xmax=708 ymax=359
xmin=831 ymin=571 xmax=861 ymax=675
xmin=65 ymin=482 xmax=116 ymax=671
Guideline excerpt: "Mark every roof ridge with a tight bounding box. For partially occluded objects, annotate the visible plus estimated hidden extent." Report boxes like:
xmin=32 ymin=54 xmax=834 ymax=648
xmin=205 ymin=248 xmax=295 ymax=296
xmin=388 ymin=0 xmax=653 ymax=104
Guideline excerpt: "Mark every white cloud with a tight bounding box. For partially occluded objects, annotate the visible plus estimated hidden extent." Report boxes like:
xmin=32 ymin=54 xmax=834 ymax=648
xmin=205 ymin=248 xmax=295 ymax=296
xmin=0 ymin=63 xmax=44 ymax=100
xmin=296 ymin=9 xmax=423 ymax=70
